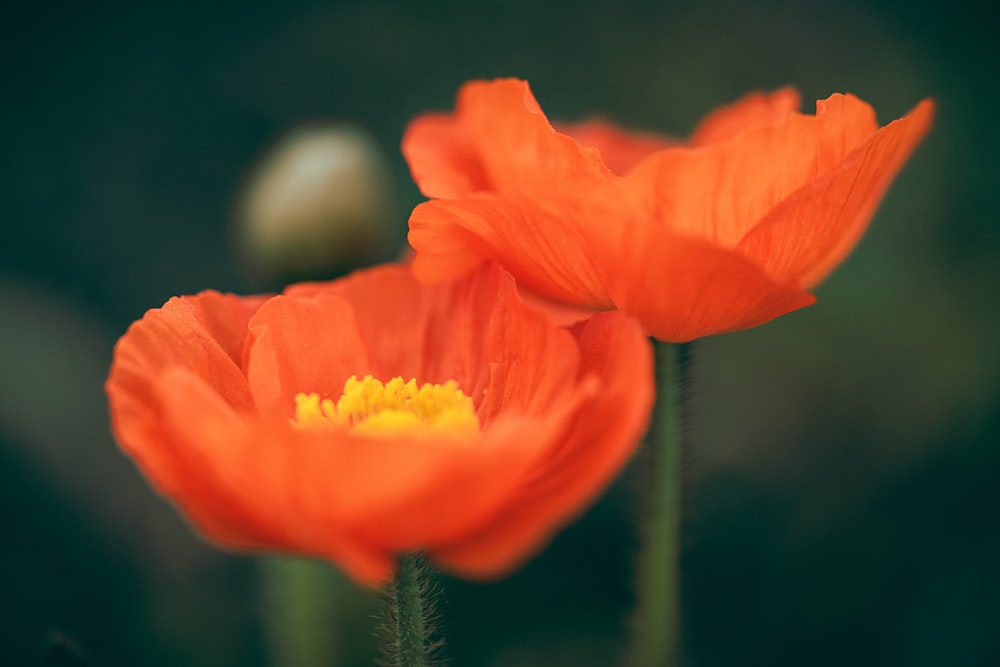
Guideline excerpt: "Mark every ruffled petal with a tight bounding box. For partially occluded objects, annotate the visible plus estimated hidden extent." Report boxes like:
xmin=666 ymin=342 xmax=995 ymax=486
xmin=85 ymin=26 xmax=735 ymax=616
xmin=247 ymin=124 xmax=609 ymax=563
xmin=406 ymin=207 xmax=488 ymax=284
xmin=557 ymin=118 xmax=678 ymax=176
xmin=156 ymin=368 xmax=396 ymax=584
xmin=476 ymin=264 xmax=581 ymax=423
xmin=690 ymin=87 xmax=801 ymax=146
xmin=451 ymin=78 xmax=614 ymax=193
xmin=157 ymin=376 xmax=568 ymax=583
xmin=516 ymin=286 xmax=603 ymax=328
xmin=402 ymin=113 xmax=490 ymax=198
xmin=190 ymin=291 xmax=270 ymax=365
xmin=432 ymin=311 xmax=653 ymax=577
xmin=409 ymin=195 xmax=613 ymax=308
xmin=289 ymin=264 xmax=491 ymax=392
xmin=604 ymin=228 xmax=816 ymax=342
xmin=106 ymin=293 xmax=257 ymax=496
xmin=344 ymin=414 xmax=579 ymax=557
xmin=624 ymin=92 xmax=880 ymax=247
xmin=243 ymin=294 xmax=372 ymax=418
xmin=736 ymin=98 xmax=936 ymax=287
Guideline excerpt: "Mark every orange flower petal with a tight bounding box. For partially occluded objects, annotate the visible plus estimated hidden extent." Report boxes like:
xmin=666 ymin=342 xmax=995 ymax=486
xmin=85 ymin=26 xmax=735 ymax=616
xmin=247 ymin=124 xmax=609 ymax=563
xmin=516 ymin=286 xmax=601 ymax=328
xmin=409 ymin=196 xmax=613 ymax=308
xmin=290 ymin=263 xmax=584 ymax=423
xmin=471 ymin=263 xmax=581 ymax=424
xmin=736 ymin=98 xmax=936 ymax=287
xmin=406 ymin=210 xmax=489 ymax=284
xmin=156 ymin=368 xmax=396 ymax=584
xmin=557 ymin=118 xmax=678 ymax=175
xmin=402 ymin=113 xmax=490 ymax=198
xmin=690 ymin=86 xmax=801 ymax=146
xmin=556 ymin=88 xmax=801 ymax=176
xmin=623 ymin=92 xmax=881 ymax=246
xmin=106 ymin=293 xmax=257 ymax=496
xmin=404 ymin=78 xmax=614 ymax=199
xmin=433 ymin=311 xmax=653 ymax=577
xmin=189 ymin=291 xmax=270 ymax=365
xmin=344 ymin=415 xmax=582 ymax=556
xmin=603 ymin=229 xmax=816 ymax=342
xmin=244 ymin=293 xmax=372 ymax=419
xmin=455 ymin=78 xmax=614 ymax=192
xmin=288 ymin=264 xmax=490 ymax=390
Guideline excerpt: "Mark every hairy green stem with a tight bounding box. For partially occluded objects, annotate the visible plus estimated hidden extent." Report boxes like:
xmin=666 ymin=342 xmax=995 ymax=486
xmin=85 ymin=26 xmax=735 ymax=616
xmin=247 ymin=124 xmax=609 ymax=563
xmin=631 ymin=341 xmax=690 ymax=667
xmin=393 ymin=554 xmax=428 ymax=667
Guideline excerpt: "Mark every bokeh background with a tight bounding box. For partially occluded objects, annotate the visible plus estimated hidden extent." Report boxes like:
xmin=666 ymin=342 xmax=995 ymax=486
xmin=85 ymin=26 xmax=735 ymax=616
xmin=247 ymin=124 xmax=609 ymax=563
xmin=2 ymin=0 xmax=997 ymax=665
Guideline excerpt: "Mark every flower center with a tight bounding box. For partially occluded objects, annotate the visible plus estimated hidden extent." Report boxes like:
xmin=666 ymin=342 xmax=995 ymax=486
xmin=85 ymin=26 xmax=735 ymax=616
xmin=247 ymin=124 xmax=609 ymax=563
xmin=292 ymin=375 xmax=480 ymax=437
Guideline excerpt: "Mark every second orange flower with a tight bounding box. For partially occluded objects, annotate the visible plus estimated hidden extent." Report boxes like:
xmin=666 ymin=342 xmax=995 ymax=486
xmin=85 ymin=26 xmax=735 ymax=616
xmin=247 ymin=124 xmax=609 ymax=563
xmin=404 ymin=78 xmax=934 ymax=341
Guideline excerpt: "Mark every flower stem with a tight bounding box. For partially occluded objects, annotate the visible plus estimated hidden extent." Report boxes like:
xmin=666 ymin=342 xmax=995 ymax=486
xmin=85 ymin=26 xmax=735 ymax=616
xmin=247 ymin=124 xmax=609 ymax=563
xmin=631 ymin=341 xmax=691 ymax=667
xmin=393 ymin=553 xmax=429 ymax=667
xmin=260 ymin=557 xmax=341 ymax=667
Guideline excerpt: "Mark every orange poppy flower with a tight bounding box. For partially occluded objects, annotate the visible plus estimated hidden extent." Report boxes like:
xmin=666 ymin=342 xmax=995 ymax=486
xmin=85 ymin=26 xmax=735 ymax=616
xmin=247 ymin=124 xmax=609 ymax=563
xmin=404 ymin=78 xmax=935 ymax=341
xmin=105 ymin=263 xmax=653 ymax=585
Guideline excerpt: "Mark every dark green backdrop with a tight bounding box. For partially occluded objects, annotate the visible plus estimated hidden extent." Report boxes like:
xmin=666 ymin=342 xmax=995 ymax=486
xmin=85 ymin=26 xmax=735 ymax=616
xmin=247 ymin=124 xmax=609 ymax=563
xmin=2 ymin=1 xmax=997 ymax=665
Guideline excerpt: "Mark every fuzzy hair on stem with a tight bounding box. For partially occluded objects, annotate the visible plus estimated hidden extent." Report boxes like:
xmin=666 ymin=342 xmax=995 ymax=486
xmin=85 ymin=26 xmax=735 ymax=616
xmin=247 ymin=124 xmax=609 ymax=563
xmin=377 ymin=554 xmax=447 ymax=667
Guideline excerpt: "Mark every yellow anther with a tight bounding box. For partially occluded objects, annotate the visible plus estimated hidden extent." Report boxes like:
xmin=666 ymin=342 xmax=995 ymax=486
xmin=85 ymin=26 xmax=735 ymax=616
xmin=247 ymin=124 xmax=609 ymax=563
xmin=292 ymin=375 xmax=479 ymax=438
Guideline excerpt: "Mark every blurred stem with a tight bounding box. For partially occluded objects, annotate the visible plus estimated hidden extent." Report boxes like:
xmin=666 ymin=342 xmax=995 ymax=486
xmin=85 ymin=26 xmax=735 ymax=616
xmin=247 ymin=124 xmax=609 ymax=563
xmin=631 ymin=341 xmax=691 ymax=667
xmin=393 ymin=554 xmax=429 ymax=667
xmin=260 ymin=557 xmax=341 ymax=667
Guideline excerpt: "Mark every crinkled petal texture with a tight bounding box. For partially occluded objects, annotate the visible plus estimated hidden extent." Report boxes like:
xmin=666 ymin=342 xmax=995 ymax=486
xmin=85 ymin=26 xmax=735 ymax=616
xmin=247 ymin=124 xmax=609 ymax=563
xmin=106 ymin=263 xmax=653 ymax=585
xmin=404 ymin=78 xmax=935 ymax=342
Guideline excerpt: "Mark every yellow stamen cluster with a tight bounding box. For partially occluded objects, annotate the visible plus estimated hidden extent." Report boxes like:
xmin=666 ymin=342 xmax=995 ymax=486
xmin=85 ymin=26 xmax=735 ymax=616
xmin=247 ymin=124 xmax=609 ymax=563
xmin=293 ymin=375 xmax=480 ymax=437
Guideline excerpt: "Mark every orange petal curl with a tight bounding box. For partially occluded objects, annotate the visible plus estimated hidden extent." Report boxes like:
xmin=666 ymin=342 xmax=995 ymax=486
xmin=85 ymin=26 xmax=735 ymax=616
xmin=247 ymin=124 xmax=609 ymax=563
xmin=403 ymin=79 xmax=934 ymax=341
xmin=556 ymin=118 xmax=678 ymax=176
xmin=106 ymin=263 xmax=653 ymax=585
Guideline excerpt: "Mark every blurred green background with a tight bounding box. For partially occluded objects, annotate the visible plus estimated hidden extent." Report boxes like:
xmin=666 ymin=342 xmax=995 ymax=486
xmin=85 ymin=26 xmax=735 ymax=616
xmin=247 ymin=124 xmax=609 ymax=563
xmin=2 ymin=0 xmax=997 ymax=665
